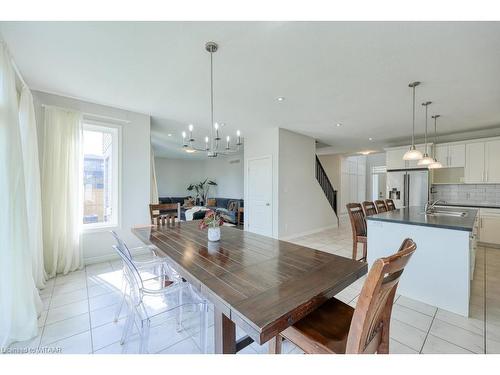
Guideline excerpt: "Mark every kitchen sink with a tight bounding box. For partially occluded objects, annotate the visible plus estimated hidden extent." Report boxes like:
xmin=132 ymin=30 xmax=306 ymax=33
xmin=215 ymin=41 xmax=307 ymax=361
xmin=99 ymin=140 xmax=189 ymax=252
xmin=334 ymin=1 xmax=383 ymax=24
xmin=421 ymin=210 xmax=468 ymax=217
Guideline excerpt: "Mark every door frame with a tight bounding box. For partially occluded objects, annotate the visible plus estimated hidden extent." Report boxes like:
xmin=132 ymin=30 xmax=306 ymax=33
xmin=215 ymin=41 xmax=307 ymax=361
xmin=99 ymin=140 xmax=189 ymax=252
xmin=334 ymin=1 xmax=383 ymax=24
xmin=245 ymin=154 xmax=274 ymax=236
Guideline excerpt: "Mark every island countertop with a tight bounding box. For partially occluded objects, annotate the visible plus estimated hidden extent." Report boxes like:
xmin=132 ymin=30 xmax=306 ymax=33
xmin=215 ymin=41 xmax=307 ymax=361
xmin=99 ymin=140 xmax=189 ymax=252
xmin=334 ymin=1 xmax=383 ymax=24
xmin=366 ymin=206 xmax=478 ymax=232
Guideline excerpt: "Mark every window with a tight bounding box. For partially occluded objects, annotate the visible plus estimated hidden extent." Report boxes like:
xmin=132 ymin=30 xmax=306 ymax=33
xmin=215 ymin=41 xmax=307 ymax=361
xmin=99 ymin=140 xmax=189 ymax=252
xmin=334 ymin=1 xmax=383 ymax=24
xmin=82 ymin=123 xmax=120 ymax=229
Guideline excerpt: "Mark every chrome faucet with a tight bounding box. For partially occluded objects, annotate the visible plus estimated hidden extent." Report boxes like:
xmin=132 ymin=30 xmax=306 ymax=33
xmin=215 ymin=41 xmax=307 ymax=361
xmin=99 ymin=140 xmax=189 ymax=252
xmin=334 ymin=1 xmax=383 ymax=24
xmin=425 ymin=199 xmax=445 ymax=213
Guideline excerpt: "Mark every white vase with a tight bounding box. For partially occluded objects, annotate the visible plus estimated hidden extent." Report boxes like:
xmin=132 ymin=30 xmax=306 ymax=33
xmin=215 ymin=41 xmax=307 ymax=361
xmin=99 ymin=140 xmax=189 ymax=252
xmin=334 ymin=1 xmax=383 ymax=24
xmin=208 ymin=227 xmax=221 ymax=242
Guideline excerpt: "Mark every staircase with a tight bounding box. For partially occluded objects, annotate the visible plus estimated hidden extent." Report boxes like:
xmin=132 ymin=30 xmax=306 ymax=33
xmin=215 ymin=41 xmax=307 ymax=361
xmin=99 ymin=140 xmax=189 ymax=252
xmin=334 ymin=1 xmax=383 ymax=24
xmin=315 ymin=155 xmax=339 ymax=224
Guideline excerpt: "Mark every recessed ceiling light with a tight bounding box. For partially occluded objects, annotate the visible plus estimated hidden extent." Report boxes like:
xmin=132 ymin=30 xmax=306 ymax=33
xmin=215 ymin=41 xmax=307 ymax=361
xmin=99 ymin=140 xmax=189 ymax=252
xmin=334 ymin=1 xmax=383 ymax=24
xmin=167 ymin=133 xmax=172 ymax=137
xmin=360 ymin=151 xmax=373 ymax=155
xmin=185 ymin=149 xmax=197 ymax=153
xmin=276 ymin=97 xmax=285 ymax=102
xmin=368 ymin=137 xmax=373 ymax=141
xmin=336 ymin=123 xmax=342 ymax=127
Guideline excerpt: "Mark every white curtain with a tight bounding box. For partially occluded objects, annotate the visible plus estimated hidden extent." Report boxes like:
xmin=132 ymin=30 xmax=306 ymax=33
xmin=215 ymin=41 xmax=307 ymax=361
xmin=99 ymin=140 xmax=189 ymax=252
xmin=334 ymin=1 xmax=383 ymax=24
xmin=150 ymin=148 xmax=159 ymax=204
xmin=19 ymin=87 xmax=47 ymax=289
xmin=41 ymin=106 xmax=83 ymax=277
xmin=0 ymin=41 xmax=41 ymax=347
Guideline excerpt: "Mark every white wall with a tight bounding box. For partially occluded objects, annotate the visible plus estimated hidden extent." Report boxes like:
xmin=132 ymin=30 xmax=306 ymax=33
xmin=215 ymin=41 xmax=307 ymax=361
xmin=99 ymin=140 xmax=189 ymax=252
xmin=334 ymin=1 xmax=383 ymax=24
xmin=32 ymin=91 xmax=151 ymax=264
xmin=155 ymin=155 xmax=244 ymax=199
xmin=244 ymin=128 xmax=280 ymax=238
xmin=278 ymin=129 xmax=336 ymax=238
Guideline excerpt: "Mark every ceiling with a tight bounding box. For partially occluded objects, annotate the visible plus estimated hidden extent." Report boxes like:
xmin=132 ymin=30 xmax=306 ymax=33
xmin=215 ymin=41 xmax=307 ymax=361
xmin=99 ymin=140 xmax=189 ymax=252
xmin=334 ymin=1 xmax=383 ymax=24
xmin=2 ymin=21 xmax=500 ymax=157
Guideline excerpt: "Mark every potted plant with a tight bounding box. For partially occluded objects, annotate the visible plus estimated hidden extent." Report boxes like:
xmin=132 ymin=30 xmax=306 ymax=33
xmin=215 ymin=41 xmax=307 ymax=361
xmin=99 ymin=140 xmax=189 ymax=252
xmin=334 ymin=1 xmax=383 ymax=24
xmin=187 ymin=179 xmax=217 ymax=206
xmin=199 ymin=209 xmax=224 ymax=241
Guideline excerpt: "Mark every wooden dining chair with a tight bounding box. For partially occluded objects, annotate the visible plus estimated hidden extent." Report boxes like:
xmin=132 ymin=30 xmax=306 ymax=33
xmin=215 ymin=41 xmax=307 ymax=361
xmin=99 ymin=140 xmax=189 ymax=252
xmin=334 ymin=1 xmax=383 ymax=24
xmin=270 ymin=238 xmax=417 ymax=354
xmin=362 ymin=201 xmax=378 ymax=217
xmin=149 ymin=203 xmax=181 ymax=225
xmin=385 ymin=199 xmax=396 ymax=211
xmin=374 ymin=200 xmax=388 ymax=213
xmin=346 ymin=203 xmax=367 ymax=262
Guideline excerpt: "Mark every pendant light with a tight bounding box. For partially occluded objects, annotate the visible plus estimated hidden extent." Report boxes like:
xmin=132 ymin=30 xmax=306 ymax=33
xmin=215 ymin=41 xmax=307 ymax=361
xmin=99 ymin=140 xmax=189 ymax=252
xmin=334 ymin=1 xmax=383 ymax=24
xmin=428 ymin=115 xmax=443 ymax=169
xmin=418 ymin=101 xmax=434 ymax=166
xmin=181 ymin=41 xmax=242 ymax=157
xmin=403 ymin=81 xmax=424 ymax=161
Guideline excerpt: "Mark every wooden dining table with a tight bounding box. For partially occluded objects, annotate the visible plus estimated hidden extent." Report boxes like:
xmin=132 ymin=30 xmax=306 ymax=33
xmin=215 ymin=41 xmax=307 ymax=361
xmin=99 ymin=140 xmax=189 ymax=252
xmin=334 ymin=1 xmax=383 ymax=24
xmin=132 ymin=221 xmax=367 ymax=354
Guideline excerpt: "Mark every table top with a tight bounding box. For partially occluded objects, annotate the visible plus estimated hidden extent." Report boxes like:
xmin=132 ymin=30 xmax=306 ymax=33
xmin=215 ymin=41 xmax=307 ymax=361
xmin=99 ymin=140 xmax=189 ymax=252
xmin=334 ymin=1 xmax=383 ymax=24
xmin=132 ymin=222 xmax=367 ymax=344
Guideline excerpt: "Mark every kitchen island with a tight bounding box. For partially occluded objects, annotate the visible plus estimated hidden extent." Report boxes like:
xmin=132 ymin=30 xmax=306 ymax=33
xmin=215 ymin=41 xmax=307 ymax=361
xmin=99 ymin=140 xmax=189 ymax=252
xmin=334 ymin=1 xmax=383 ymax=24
xmin=366 ymin=206 xmax=478 ymax=316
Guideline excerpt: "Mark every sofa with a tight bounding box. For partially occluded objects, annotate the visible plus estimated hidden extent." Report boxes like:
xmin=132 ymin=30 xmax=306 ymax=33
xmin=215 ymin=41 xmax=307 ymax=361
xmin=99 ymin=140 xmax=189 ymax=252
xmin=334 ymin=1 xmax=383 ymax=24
xmin=206 ymin=198 xmax=244 ymax=224
xmin=158 ymin=196 xmax=243 ymax=223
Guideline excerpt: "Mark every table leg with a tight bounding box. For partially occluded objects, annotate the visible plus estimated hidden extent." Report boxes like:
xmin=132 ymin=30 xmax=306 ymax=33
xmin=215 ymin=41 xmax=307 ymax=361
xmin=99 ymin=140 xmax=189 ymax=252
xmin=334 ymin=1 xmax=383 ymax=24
xmin=214 ymin=307 xmax=236 ymax=354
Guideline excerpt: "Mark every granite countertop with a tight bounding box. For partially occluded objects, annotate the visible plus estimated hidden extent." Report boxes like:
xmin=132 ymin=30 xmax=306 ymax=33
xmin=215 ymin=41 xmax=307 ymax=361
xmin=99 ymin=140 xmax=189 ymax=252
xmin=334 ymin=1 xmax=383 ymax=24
xmin=435 ymin=202 xmax=500 ymax=210
xmin=366 ymin=206 xmax=478 ymax=232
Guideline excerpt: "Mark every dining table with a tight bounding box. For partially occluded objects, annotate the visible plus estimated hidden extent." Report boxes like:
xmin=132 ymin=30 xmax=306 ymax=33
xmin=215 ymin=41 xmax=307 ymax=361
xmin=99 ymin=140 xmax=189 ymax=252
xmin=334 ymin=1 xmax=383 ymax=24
xmin=132 ymin=221 xmax=367 ymax=354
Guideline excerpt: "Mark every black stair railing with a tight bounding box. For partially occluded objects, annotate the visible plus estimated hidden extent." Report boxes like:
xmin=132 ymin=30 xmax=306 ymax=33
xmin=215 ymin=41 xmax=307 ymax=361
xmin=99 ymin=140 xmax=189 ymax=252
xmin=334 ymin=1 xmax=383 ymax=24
xmin=315 ymin=155 xmax=339 ymax=223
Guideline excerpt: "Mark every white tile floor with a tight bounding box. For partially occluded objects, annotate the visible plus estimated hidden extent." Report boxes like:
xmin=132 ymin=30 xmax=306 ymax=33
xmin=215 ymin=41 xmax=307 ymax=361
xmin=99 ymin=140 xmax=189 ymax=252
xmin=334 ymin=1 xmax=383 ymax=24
xmin=8 ymin=217 xmax=500 ymax=354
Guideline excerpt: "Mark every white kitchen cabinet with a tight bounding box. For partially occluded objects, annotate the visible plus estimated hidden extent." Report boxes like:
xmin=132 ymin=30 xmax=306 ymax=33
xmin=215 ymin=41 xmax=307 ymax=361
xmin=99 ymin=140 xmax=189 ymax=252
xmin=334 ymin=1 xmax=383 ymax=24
xmin=449 ymin=144 xmax=466 ymax=168
xmin=339 ymin=155 xmax=366 ymax=213
xmin=386 ymin=148 xmax=407 ymax=170
xmin=465 ymin=142 xmax=485 ymax=183
xmin=435 ymin=143 xmax=465 ymax=168
xmin=435 ymin=145 xmax=449 ymax=167
xmin=485 ymin=140 xmax=500 ymax=183
xmin=479 ymin=209 xmax=500 ymax=245
xmin=464 ymin=139 xmax=500 ymax=183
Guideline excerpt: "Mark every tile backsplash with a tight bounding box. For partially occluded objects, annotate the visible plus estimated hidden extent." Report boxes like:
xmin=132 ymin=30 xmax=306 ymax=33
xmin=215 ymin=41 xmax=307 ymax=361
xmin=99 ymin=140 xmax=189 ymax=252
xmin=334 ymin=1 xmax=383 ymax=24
xmin=431 ymin=184 xmax=500 ymax=206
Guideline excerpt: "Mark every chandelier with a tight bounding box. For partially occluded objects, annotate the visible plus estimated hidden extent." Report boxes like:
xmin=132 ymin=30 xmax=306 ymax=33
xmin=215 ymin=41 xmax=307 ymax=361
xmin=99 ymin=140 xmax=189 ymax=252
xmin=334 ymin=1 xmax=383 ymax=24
xmin=181 ymin=41 xmax=242 ymax=157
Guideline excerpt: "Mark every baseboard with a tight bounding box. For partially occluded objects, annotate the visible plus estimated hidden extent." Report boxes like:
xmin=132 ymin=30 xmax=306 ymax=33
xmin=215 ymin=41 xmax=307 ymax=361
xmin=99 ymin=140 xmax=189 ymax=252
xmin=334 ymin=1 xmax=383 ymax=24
xmin=84 ymin=247 xmax=151 ymax=265
xmin=279 ymin=224 xmax=337 ymax=242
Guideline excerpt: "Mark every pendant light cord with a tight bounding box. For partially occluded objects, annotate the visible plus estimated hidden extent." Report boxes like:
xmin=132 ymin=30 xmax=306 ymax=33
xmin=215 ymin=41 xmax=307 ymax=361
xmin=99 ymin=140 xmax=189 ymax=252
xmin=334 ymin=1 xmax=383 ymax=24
xmin=412 ymin=85 xmax=416 ymax=147
xmin=424 ymin=103 xmax=428 ymax=154
xmin=210 ymin=50 xmax=215 ymax=151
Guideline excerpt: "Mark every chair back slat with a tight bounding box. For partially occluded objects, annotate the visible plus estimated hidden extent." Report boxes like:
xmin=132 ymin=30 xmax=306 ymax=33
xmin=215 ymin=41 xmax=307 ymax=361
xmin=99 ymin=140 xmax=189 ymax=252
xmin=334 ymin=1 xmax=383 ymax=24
xmin=345 ymin=238 xmax=417 ymax=354
xmin=362 ymin=201 xmax=378 ymax=217
xmin=385 ymin=199 xmax=396 ymax=211
xmin=374 ymin=200 xmax=388 ymax=213
xmin=346 ymin=203 xmax=367 ymax=237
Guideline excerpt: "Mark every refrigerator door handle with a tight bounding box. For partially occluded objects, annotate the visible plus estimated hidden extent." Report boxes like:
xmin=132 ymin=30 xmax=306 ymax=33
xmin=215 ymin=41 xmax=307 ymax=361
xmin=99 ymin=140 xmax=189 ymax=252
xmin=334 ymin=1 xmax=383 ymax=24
xmin=403 ymin=173 xmax=407 ymax=207
xmin=407 ymin=174 xmax=411 ymax=206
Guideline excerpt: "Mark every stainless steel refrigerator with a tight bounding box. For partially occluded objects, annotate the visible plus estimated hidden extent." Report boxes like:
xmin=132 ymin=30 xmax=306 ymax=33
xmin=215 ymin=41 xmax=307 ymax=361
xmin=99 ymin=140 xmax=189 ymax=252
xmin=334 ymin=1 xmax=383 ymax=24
xmin=386 ymin=168 xmax=429 ymax=208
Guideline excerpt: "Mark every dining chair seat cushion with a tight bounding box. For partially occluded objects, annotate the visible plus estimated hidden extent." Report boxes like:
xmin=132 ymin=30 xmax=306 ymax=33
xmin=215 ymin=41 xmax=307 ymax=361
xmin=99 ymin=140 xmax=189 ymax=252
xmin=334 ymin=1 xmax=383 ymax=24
xmin=282 ymin=297 xmax=354 ymax=354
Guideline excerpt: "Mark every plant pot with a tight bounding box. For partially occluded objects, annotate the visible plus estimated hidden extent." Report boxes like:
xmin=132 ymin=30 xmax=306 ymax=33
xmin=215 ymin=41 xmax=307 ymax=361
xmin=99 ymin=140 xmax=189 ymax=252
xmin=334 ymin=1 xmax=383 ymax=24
xmin=208 ymin=227 xmax=221 ymax=242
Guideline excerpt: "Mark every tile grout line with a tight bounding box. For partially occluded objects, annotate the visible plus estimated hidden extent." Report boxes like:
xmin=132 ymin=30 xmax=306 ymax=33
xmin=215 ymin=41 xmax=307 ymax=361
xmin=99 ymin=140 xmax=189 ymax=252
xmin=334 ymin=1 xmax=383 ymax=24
xmin=418 ymin=307 xmax=437 ymax=353
xmin=84 ymin=264 xmax=95 ymax=354
xmin=37 ymin=278 xmax=56 ymax=349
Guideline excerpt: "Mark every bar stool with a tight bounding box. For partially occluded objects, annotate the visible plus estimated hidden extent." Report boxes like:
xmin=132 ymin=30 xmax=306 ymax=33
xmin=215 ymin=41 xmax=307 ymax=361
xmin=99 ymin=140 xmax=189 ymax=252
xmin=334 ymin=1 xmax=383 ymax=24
xmin=346 ymin=203 xmax=367 ymax=262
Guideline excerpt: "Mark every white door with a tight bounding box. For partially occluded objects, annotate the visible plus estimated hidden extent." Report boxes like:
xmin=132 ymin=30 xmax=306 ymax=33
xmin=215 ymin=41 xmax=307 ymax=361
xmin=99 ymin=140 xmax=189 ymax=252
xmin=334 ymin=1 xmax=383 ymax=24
xmin=485 ymin=140 xmax=500 ymax=183
xmin=449 ymin=144 xmax=466 ymax=168
xmin=247 ymin=156 xmax=273 ymax=237
xmin=465 ymin=142 xmax=485 ymax=183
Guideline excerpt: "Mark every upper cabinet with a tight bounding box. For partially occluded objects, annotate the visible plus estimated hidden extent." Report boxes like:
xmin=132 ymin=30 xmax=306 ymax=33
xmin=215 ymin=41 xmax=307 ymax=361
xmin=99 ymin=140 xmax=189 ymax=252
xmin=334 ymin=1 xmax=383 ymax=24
xmin=465 ymin=142 xmax=485 ymax=183
xmin=465 ymin=139 xmax=500 ymax=183
xmin=386 ymin=148 xmax=406 ymax=170
xmin=385 ymin=144 xmax=428 ymax=170
xmin=485 ymin=140 xmax=500 ymax=183
xmin=435 ymin=143 xmax=466 ymax=168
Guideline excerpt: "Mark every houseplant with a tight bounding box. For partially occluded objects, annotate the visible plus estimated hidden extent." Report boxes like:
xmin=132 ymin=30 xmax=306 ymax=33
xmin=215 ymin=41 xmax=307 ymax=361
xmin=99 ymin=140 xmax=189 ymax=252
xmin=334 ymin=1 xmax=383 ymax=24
xmin=187 ymin=179 xmax=217 ymax=206
xmin=199 ymin=210 xmax=224 ymax=241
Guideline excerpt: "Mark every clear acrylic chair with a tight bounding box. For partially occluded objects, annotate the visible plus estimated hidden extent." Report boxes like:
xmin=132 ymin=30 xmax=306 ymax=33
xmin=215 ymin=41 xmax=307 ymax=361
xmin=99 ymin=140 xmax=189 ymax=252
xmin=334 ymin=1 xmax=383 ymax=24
xmin=110 ymin=231 xmax=181 ymax=321
xmin=113 ymin=244 xmax=209 ymax=353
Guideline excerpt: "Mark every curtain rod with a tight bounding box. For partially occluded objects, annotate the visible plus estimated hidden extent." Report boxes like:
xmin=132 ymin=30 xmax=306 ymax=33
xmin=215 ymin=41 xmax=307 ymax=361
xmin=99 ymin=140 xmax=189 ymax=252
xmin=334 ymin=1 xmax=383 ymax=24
xmin=41 ymin=104 xmax=131 ymax=124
